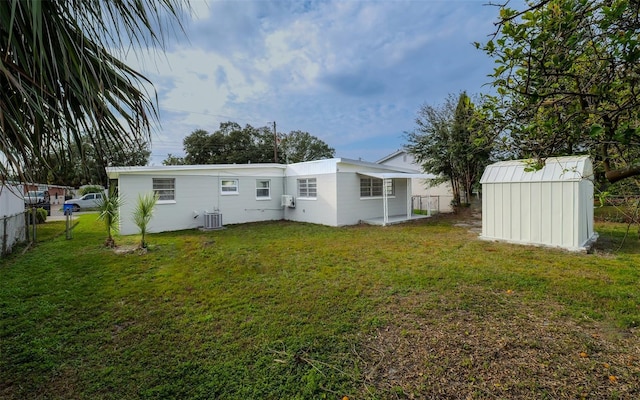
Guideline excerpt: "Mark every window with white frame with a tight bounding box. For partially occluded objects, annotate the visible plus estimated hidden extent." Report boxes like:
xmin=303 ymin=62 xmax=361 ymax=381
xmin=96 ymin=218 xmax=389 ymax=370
xmin=297 ymin=178 xmax=317 ymax=198
xmin=360 ymin=177 xmax=394 ymax=197
xmin=221 ymin=179 xmax=239 ymax=194
xmin=256 ymin=179 xmax=270 ymax=198
xmin=153 ymin=178 xmax=175 ymax=201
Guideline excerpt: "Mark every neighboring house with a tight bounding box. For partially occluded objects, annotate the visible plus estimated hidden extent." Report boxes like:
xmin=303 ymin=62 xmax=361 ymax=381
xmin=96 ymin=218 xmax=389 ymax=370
xmin=106 ymin=158 xmax=433 ymax=235
xmin=377 ymin=149 xmax=454 ymax=213
xmin=480 ymin=156 xmax=597 ymax=252
xmin=0 ymin=184 xmax=28 ymax=256
xmin=1 ymin=184 xmax=26 ymax=216
xmin=22 ymin=183 xmax=73 ymax=206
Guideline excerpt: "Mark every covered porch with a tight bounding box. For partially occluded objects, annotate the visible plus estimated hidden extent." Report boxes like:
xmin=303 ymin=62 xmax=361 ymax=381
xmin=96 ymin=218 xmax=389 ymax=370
xmin=357 ymin=171 xmax=435 ymax=226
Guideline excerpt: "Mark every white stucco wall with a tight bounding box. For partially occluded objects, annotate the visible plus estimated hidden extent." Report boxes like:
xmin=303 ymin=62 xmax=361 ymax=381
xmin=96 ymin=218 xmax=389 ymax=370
xmin=283 ymin=173 xmax=338 ymax=226
xmin=110 ymin=159 xmax=431 ymax=233
xmin=0 ymin=184 xmax=25 ymax=217
xmin=116 ymin=168 xmax=285 ymax=235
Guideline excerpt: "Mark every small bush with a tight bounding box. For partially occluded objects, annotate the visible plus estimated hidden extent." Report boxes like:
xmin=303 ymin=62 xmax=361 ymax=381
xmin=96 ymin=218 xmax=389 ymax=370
xmin=37 ymin=208 xmax=48 ymax=223
xmin=79 ymin=185 xmax=104 ymax=196
xmin=28 ymin=208 xmax=47 ymax=224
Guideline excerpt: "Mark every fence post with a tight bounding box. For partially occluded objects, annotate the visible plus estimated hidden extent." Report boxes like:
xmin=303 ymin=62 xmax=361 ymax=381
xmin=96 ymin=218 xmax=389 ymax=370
xmin=31 ymin=207 xmax=37 ymax=243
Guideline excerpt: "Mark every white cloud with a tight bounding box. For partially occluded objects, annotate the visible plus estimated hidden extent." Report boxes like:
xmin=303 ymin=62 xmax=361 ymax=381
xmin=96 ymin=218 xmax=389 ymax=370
xmin=121 ymin=0 xmax=505 ymax=164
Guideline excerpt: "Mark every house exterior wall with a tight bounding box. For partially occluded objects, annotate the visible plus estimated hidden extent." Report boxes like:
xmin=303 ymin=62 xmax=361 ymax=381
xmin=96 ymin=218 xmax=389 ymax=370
xmin=1 ymin=184 xmax=25 ymax=217
xmin=110 ymin=158 xmax=427 ymax=233
xmin=22 ymin=183 xmax=72 ymax=205
xmin=283 ymin=172 xmax=338 ymax=226
xmin=480 ymin=156 xmax=596 ymax=251
xmin=117 ymin=170 xmax=284 ymax=235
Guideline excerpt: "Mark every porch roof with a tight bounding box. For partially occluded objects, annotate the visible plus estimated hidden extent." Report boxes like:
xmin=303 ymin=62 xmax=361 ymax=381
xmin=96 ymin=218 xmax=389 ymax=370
xmin=357 ymin=172 xmax=436 ymax=180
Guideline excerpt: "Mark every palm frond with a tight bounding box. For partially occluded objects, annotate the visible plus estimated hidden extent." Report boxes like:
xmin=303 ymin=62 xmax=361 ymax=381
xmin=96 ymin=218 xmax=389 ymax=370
xmin=0 ymin=0 xmax=189 ymax=183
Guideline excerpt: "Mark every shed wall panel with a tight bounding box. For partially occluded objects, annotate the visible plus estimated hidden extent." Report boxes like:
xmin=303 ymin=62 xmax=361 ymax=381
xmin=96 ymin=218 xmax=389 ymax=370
xmin=520 ymin=183 xmax=531 ymax=243
xmin=481 ymin=156 xmax=596 ymax=251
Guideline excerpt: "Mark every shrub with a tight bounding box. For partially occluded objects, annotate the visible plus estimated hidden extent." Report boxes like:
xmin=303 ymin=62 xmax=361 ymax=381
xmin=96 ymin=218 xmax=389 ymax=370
xmin=28 ymin=207 xmax=48 ymax=224
xmin=79 ymin=185 xmax=104 ymax=196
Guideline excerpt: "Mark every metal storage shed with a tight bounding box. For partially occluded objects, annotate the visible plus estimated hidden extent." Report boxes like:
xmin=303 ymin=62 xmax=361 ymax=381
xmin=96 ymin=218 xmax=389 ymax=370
xmin=480 ymin=156 xmax=598 ymax=252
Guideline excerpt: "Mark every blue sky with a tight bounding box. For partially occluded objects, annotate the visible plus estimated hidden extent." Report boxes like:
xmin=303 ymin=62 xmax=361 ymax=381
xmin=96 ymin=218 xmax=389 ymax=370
xmin=131 ymin=0 xmax=510 ymax=165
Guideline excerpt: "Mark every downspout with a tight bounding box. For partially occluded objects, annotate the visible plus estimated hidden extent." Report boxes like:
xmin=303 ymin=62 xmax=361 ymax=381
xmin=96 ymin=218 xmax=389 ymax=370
xmin=282 ymin=164 xmax=287 ymax=221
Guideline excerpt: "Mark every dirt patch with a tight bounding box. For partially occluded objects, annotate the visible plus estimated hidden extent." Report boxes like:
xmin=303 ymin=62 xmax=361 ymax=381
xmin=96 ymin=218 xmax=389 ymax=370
xmin=113 ymin=245 xmax=146 ymax=255
xmin=355 ymin=292 xmax=640 ymax=399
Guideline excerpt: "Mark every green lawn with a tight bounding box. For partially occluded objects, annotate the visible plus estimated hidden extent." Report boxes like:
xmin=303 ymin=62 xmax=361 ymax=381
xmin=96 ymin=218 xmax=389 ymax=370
xmin=1 ymin=215 xmax=639 ymax=399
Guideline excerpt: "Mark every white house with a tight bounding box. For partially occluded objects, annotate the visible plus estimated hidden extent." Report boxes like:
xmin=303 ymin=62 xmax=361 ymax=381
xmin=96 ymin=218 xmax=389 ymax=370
xmin=0 ymin=183 xmax=28 ymax=256
xmin=377 ymin=149 xmax=453 ymax=213
xmin=480 ymin=156 xmax=598 ymax=252
xmin=0 ymin=184 xmax=25 ymax=217
xmin=106 ymin=158 xmax=433 ymax=235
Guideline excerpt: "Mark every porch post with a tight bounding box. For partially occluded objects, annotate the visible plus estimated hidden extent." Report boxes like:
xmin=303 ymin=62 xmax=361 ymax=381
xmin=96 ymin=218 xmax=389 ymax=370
xmin=406 ymin=178 xmax=412 ymax=219
xmin=383 ymin=178 xmax=389 ymax=226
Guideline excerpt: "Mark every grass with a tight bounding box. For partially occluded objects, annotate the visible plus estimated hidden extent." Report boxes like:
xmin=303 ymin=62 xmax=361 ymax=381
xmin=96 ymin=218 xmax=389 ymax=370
xmin=1 ymin=214 xmax=639 ymax=399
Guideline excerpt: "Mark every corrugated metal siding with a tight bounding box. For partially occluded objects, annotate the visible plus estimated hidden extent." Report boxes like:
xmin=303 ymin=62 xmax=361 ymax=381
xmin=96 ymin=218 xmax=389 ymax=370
xmin=481 ymin=156 xmax=595 ymax=251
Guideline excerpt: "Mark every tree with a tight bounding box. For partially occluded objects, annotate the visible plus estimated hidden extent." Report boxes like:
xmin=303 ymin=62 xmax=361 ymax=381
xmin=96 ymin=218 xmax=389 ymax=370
xmin=178 ymin=122 xmax=334 ymax=164
xmin=183 ymin=129 xmax=215 ymax=165
xmin=0 ymin=0 xmax=187 ymax=183
xmin=26 ymin=133 xmax=150 ymax=187
xmin=478 ymin=0 xmax=640 ymax=185
xmin=279 ymin=131 xmax=335 ymax=163
xmin=162 ymin=154 xmax=186 ymax=165
xmin=406 ymin=92 xmax=494 ymax=207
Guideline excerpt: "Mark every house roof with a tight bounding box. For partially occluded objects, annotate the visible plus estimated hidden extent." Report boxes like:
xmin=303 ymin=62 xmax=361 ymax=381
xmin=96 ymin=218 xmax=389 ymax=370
xmin=357 ymin=171 xmax=436 ymax=180
xmin=480 ymin=156 xmax=593 ymax=184
xmin=107 ymin=158 xmax=424 ymax=180
xmin=106 ymin=163 xmax=286 ymax=179
xmin=375 ymin=149 xmax=406 ymax=164
xmin=336 ymin=157 xmax=419 ymax=173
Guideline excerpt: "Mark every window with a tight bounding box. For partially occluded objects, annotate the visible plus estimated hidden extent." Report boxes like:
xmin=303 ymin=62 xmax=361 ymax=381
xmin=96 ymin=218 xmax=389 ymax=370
xmin=297 ymin=178 xmax=317 ymax=198
xmin=221 ymin=179 xmax=239 ymax=194
xmin=256 ymin=180 xmax=270 ymax=198
xmin=360 ymin=178 xmax=394 ymax=197
xmin=153 ymin=178 xmax=175 ymax=201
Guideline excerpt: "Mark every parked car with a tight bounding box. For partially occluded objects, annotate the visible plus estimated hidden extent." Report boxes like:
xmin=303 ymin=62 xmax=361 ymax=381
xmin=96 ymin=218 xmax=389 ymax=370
xmin=64 ymin=192 xmax=105 ymax=212
xmin=24 ymin=190 xmax=51 ymax=215
xmin=24 ymin=190 xmax=48 ymax=205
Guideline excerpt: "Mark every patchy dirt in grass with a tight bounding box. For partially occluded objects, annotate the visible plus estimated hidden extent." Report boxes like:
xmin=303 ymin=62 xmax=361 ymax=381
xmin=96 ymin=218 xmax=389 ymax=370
xmin=112 ymin=244 xmax=145 ymax=255
xmin=429 ymin=200 xmax=483 ymax=235
xmin=355 ymin=291 xmax=640 ymax=399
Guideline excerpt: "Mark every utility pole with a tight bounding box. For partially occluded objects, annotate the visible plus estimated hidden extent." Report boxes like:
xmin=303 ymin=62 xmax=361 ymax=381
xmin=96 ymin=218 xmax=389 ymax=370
xmin=273 ymin=121 xmax=278 ymax=163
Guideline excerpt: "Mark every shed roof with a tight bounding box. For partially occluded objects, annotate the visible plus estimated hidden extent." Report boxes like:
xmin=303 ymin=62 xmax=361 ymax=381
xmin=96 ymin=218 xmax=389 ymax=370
xmin=480 ymin=156 xmax=593 ymax=184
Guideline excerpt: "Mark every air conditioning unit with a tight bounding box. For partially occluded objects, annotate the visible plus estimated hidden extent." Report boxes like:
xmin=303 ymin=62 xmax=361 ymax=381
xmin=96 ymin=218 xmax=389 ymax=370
xmin=281 ymin=195 xmax=295 ymax=208
xmin=203 ymin=212 xmax=223 ymax=230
